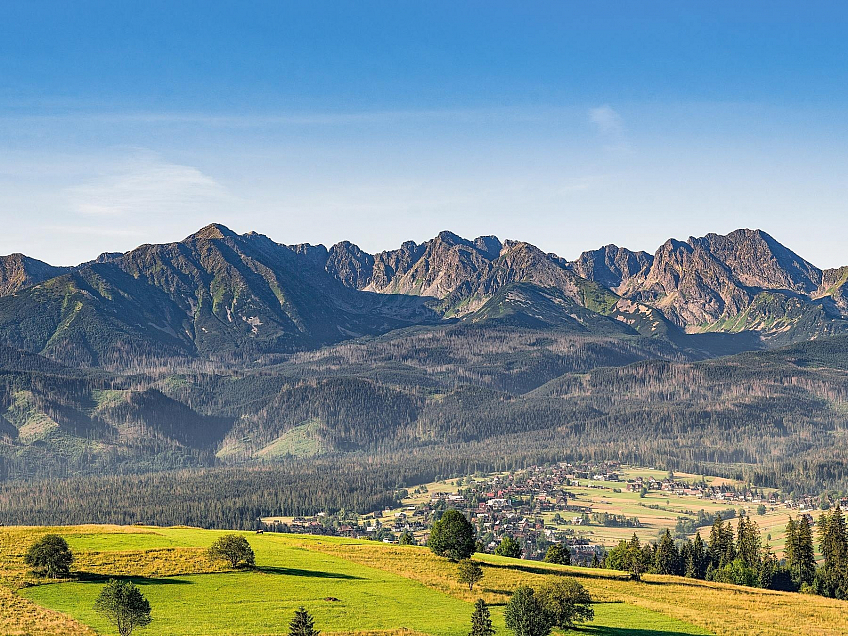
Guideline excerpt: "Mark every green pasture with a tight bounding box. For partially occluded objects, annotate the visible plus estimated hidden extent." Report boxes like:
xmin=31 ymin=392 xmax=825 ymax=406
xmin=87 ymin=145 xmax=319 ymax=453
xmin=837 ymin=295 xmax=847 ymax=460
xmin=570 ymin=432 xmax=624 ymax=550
xmin=19 ymin=528 xmax=712 ymax=636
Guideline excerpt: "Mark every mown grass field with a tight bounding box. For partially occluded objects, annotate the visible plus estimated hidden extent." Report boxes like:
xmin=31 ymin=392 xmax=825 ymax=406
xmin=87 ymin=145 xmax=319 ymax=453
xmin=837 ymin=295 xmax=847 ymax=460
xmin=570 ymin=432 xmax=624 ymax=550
xmin=0 ymin=525 xmax=845 ymax=636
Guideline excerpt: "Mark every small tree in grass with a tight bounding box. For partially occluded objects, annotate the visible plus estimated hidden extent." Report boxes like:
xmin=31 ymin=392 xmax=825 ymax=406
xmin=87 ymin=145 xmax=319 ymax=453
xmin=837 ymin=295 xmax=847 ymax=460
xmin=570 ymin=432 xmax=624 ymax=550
xmin=94 ymin=579 xmax=152 ymax=636
xmin=208 ymin=534 xmax=255 ymax=568
xmin=24 ymin=534 xmax=73 ymax=578
xmin=535 ymin=577 xmax=594 ymax=629
xmin=543 ymin=543 xmax=571 ymax=565
xmin=428 ymin=509 xmax=476 ymax=561
xmin=398 ymin=530 xmax=417 ymax=546
xmin=504 ymin=586 xmax=551 ymax=636
xmin=289 ymin=606 xmax=319 ymax=636
xmin=495 ymin=536 xmax=522 ymax=559
xmin=457 ymin=559 xmax=484 ymax=591
xmin=469 ymin=599 xmax=494 ymax=636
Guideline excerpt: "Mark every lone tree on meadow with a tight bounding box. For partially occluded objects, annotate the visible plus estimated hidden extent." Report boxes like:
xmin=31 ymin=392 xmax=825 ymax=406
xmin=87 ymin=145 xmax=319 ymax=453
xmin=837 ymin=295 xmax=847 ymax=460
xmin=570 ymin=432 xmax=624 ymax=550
xmin=543 ymin=543 xmax=571 ymax=565
xmin=495 ymin=535 xmax=522 ymax=559
xmin=208 ymin=534 xmax=255 ymax=569
xmin=289 ymin=606 xmax=319 ymax=636
xmin=504 ymin=586 xmax=551 ymax=636
xmin=457 ymin=559 xmax=484 ymax=591
xmin=94 ymin=579 xmax=152 ymax=636
xmin=469 ymin=599 xmax=495 ymax=636
xmin=535 ymin=577 xmax=594 ymax=629
xmin=428 ymin=509 xmax=476 ymax=561
xmin=24 ymin=534 xmax=73 ymax=579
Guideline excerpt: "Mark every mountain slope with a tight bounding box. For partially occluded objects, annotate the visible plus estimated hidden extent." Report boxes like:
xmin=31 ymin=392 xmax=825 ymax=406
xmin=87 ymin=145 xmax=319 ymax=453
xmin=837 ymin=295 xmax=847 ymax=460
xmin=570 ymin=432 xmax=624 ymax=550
xmin=0 ymin=254 xmax=69 ymax=297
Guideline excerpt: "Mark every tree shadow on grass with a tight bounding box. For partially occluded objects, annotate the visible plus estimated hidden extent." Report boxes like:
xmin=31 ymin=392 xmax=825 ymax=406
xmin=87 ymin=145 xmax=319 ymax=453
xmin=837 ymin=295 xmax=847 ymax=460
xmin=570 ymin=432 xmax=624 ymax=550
xmin=482 ymin=561 xmax=630 ymax=582
xmin=577 ymin=628 xmax=703 ymax=636
xmin=255 ymin=566 xmax=363 ymax=580
xmin=74 ymin=572 xmax=192 ymax=585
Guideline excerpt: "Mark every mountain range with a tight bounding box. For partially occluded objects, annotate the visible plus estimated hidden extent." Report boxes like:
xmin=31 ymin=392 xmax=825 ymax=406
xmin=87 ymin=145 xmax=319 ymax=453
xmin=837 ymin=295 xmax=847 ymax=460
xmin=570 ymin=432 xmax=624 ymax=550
xmin=0 ymin=224 xmax=845 ymax=367
xmin=0 ymin=224 xmax=847 ymax=490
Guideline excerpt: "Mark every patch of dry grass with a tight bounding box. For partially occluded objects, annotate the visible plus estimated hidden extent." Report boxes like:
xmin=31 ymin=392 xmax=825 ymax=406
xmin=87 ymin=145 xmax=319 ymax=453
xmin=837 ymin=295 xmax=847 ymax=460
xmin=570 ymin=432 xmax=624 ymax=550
xmin=0 ymin=585 xmax=95 ymax=636
xmin=74 ymin=547 xmax=227 ymax=578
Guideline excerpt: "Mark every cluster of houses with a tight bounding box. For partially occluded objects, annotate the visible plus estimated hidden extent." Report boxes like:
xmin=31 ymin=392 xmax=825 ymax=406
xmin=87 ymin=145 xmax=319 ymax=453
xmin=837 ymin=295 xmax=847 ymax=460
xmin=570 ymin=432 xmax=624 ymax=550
xmin=259 ymin=462 xmax=844 ymax=559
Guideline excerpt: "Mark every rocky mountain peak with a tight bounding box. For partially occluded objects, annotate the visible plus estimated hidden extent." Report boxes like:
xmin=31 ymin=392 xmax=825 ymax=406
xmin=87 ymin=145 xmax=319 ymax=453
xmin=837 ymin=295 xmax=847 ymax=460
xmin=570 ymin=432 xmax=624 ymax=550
xmin=185 ymin=223 xmax=239 ymax=241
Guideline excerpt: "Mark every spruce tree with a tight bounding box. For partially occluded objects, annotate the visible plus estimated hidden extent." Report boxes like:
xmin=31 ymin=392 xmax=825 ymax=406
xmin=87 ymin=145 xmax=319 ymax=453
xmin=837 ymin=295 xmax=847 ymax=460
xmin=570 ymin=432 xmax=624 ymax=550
xmin=737 ymin=516 xmax=761 ymax=568
xmin=708 ymin=515 xmax=724 ymax=568
xmin=785 ymin=517 xmax=799 ymax=580
xmin=289 ymin=607 xmax=319 ymax=636
xmin=692 ymin=532 xmax=706 ymax=579
xmin=469 ymin=599 xmax=494 ymax=636
xmin=819 ymin=506 xmax=847 ymax=569
xmin=654 ymin=530 xmax=678 ymax=575
xmin=797 ymin=517 xmax=816 ymax=585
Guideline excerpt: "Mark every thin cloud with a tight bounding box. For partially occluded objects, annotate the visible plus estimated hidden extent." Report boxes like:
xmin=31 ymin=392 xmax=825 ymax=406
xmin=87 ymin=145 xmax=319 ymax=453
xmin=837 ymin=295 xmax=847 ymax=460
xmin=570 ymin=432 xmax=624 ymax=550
xmin=44 ymin=225 xmax=142 ymax=237
xmin=65 ymin=158 xmax=229 ymax=217
xmin=589 ymin=105 xmax=624 ymax=136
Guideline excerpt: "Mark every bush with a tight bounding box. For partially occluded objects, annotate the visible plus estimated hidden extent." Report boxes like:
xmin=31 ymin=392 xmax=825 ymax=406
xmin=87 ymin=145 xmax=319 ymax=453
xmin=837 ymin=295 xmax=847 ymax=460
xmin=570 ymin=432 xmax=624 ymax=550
xmin=208 ymin=534 xmax=255 ymax=568
xmin=24 ymin=534 xmax=73 ymax=579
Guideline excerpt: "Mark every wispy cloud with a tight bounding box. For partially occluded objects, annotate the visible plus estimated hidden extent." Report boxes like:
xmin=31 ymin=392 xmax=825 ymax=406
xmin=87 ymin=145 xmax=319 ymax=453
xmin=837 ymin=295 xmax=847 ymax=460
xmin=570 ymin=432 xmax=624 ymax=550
xmin=589 ymin=105 xmax=624 ymax=136
xmin=65 ymin=155 xmax=229 ymax=217
xmin=588 ymin=105 xmax=632 ymax=155
xmin=43 ymin=225 xmax=142 ymax=237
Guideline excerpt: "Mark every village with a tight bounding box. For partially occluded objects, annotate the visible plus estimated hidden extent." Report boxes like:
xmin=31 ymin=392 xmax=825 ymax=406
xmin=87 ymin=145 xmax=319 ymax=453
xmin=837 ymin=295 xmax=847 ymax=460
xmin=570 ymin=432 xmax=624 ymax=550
xmin=260 ymin=462 xmax=846 ymax=561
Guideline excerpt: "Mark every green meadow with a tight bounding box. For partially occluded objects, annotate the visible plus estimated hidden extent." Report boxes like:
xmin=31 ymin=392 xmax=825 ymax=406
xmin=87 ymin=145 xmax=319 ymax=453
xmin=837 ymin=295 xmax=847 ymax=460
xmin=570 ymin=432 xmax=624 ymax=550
xmin=3 ymin=525 xmax=846 ymax=636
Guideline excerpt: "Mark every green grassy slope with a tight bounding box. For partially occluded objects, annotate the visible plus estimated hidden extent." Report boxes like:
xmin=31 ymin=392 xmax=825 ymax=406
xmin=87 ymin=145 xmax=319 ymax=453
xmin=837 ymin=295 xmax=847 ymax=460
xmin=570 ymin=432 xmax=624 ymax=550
xmin=10 ymin=526 xmax=714 ymax=636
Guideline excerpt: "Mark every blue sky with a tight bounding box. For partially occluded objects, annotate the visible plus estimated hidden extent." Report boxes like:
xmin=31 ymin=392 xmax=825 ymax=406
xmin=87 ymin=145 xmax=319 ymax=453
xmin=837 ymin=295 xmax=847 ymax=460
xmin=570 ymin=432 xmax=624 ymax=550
xmin=1 ymin=1 xmax=847 ymax=267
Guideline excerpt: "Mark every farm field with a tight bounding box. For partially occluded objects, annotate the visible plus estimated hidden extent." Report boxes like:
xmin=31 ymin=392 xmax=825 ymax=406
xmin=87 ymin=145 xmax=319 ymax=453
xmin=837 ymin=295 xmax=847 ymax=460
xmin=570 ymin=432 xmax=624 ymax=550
xmin=0 ymin=525 xmax=845 ymax=635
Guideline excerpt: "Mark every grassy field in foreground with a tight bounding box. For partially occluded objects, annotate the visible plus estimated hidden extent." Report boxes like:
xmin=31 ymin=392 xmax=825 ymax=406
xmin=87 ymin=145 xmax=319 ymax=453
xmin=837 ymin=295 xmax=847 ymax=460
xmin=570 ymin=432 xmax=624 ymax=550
xmin=1 ymin=525 xmax=845 ymax=635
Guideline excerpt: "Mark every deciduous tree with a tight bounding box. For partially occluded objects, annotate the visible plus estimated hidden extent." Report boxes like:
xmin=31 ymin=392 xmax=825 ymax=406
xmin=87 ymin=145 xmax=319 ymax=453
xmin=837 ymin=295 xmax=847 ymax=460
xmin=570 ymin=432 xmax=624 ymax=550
xmin=24 ymin=534 xmax=73 ymax=579
xmin=208 ymin=534 xmax=255 ymax=568
xmin=457 ymin=559 xmax=484 ymax=591
xmin=94 ymin=579 xmax=152 ymax=636
xmin=428 ymin=509 xmax=476 ymax=561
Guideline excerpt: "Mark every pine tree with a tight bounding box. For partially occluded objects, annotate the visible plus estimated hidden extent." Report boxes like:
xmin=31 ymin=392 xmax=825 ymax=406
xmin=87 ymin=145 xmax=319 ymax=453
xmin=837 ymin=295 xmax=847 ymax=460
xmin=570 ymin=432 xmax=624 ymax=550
xmin=654 ymin=530 xmax=679 ymax=575
xmin=289 ymin=607 xmax=319 ymax=636
xmin=469 ymin=599 xmax=494 ymax=636
xmin=785 ymin=517 xmax=799 ymax=580
xmin=737 ymin=516 xmax=761 ymax=568
xmin=797 ymin=517 xmax=816 ymax=585
xmin=692 ymin=532 xmax=706 ymax=579
xmin=819 ymin=506 xmax=847 ymax=570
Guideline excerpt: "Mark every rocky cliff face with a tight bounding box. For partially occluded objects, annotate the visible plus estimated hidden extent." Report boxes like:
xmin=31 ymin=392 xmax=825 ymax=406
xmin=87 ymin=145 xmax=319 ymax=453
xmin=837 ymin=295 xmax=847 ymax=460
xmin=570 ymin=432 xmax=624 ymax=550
xmin=574 ymin=229 xmax=837 ymax=338
xmin=817 ymin=266 xmax=848 ymax=317
xmin=569 ymin=244 xmax=653 ymax=290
